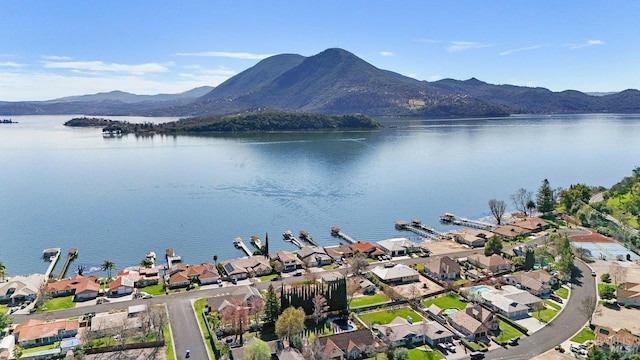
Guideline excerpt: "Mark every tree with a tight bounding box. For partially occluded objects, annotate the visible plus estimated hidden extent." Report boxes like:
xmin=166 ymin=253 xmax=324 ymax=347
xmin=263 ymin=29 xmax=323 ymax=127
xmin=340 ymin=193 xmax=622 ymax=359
xmin=140 ymin=258 xmax=154 ymax=268
xmin=264 ymin=233 xmax=269 ymax=258
xmin=484 ymin=235 xmax=503 ymax=256
xmin=0 ymin=312 xmax=13 ymax=331
xmin=488 ymin=199 xmax=507 ymax=225
xmin=347 ymin=251 xmax=369 ymax=276
xmin=599 ymin=286 xmax=615 ymax=300
xmin=585 ymin=345 xmax=606 ymax=360
xmin=101 ymin=259 xmax=116 ymax=279
xmin=275 ymin=306 xmax=305 ymax=341
xmin=511 ymin=188 xmax=533 ymax=216
xmin=600 ymin=273 xmax=611 ymax=283
xmin=579 ymin=295 xmax=597 ymax=326
xmin=346 ymin=278 xmax=361 ymax=309
xmin=248 ymin=296 xmax=265 ymax=325
xmin=536 ymin=179 xmax=557 ymax=214
xmin=610 ymin=262 xmax=627 ymax=286
xmin=531 ymin=302 xmax=546 ymax=322
xmin=213 ymin=255 xmax=218 ymax=265
xmin=511 ymin=256 xmax=525 ymax=269
xmin=264 ymin=284 xmax=280 ymax=324
xmin=523 ymin=249 xmax=535 ymax=270
xmin=13 ymin=345 xmax=23 ymax=360
xmin=244 ymin=338 xmax=271 ymax=360
xmin=526 ymin=200 xmax=537 ymax=216
xmin=559 ymin=183 xmax=592 ymax=214
xmin=386 ymin=347 xmax=408 ymax=360
xmin=312 ymin=294 xmax=328 ymax=324
xmin=76 ymin=264 xmax=86 ymax=276
xmin=0 ymin=260 xmax=6 ymax=281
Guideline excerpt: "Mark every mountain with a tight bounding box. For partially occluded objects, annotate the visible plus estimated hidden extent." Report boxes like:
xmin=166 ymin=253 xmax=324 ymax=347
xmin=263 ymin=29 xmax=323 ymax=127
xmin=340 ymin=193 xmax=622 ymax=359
xmin=1 ymin=48 xmax=640 ymax=118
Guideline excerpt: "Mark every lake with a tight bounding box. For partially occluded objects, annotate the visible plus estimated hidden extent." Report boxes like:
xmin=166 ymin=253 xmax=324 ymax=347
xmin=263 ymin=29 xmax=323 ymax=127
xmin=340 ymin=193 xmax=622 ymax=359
xmin=1 ymin=113 xmax=639 ymax=276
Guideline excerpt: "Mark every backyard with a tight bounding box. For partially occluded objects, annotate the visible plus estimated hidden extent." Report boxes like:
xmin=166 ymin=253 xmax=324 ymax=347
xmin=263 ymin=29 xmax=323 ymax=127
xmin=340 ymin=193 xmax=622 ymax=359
xmin=570 ymin=327 xmax=595 ymax=343
xmin=493 ymin=320 xmax=524 ymax=344
xmin=40 ymin=295 xmax=75 ymax=311
xmin=531 ymin=304 xmax=558 ymax=323
xmin=422 ymin=293 xmax=467 ymax=310
xmin=358 ymin=307 xmax=423 ymax=327
xmin=350 ymin=293 xmax=389 ymax=308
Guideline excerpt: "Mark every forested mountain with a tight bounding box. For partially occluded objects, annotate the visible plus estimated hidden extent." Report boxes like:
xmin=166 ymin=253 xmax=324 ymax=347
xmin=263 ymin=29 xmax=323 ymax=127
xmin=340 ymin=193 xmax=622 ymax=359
xmin=1 ymin=48 xmax=639 ymax=117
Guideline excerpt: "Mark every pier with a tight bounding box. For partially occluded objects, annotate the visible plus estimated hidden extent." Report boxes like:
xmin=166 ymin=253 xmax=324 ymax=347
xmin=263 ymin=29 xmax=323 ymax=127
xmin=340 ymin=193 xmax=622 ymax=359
xmin=165 ymin=248 xmax=182 ymax=269
xmin=299 ymin=230 xmax=319 ymax=246
xmin=283 ymin=230 xmax=303 ymax=248
xmin=57 ymin=248 xmax=78 ymax=280
xmin=250 ymin=235 xmax=262 ymax=250
xmin=234 ymin=237 xmax=253 ymax=256
xmin=440 ymin=213 xmax=495 ymax=230
xmin=395 ymin=219 xmax=446 ymax=240
xmin=42 ymin=248 xmax=61 ymax=279
xmin=330 ymin=226 xmax=357 ymax=244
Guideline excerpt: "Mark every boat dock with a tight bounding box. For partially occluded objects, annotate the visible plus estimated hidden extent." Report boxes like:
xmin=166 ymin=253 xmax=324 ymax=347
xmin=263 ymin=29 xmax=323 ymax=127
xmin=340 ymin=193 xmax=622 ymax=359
xmin=330 ymin=226 xmax=357 ymax=244
xmin=299 ymin=230 xmax=319 ymax=246
xmin=234 ymin=237 xmax=253 ymax=256
xmin=42 ymin=248 xmax=61 ymax=279
xmin=395 ymin=219 xmax=446 ymax=240
xmin=57 ymin=248 xmax=78 ymax=280
xmin=250 ymin=235 xmax=262 ymax=250
xmin=440 ymin=213 xmax=495 ymax=230
xmin=165 ymin=248 xmax=182 ymax=269
xmin=283 ymin=230 xmax=303 ymax=248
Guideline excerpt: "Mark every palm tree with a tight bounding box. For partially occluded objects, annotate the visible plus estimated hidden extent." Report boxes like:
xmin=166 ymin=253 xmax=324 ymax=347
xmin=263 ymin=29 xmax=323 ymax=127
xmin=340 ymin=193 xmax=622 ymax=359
xmin=213 ymin=255 xmax=218 ymax=265
xmin=76 ymin=265 xmax=86 ymax=276
xmin=0 ymin=261 xmax=6 ymax=281
xmin=101 ymin=260 xmax=116 ymax=279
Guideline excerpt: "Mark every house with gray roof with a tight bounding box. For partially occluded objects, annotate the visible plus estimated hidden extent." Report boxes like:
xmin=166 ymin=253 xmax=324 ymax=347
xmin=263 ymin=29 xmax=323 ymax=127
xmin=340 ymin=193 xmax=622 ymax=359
xmin=371 ymin=264 xmax=419 ymax=284
xmin=423 ymin=256 xmax=461 ymax=281
xmin=0 ymin=274 xmax=44 ymax=306
xmin=313 ymin=328 xmax=378 ymax=360
xmin=377 ymin=316 xmax=454 ymax=347
xmin=480 ymin=285 xmax=543 ymax=319
xmin=221 ymin=256 xmax=272 ymax=281
xmin=297 ymin=246 xmax=332 ymax=267
xmin=448 ymin=304 xmax=498 ymax=340
xmin=504 ymin=270 xmax=556 ymax=297
xmin=376 ymin=238 xmax=419 ymax=257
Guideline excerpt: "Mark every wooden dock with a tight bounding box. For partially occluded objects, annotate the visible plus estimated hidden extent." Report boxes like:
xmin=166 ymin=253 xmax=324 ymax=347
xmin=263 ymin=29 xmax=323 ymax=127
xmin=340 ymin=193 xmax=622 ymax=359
xmin=440 ymin=213 xmax=494 ymax=230
xmin=330 ymin=226 xmax=357 ymax=244
xmin=57 ymin=248 xmax=78 ymax=280
xmin=283 ymin=230 xmax=303 ymax=248
xmin=299 ymin=231 xmax=319 ymax=246
xmin=234 ymin=237 xmax=253 ymax=256
xmin=250 ymin=235 xmax=262 ymax=249
xmin=396 ymin=219 xmax=445 ymax=240
xmin=42 ymin=248 xmax=61 ymax=279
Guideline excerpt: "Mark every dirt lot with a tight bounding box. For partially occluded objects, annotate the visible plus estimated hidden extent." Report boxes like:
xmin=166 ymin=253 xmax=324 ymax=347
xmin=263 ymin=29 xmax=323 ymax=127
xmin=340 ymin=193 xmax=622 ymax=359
xmin=532 ymin=349 xmax=575 ymax=360
xmin=392 ymin=275 xmax=444 ymax=298
xmin=421 ymin=239 xmax=470 ymax=256
xmin=82 ymin=347 xmax=166 ymax=360
xmin=588 ymin=259 xmax=640 ymax=335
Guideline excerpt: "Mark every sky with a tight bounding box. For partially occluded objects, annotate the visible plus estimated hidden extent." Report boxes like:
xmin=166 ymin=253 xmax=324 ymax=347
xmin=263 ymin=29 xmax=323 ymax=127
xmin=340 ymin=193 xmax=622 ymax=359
xmin=1 ymin=1 xmax=639 ymax=101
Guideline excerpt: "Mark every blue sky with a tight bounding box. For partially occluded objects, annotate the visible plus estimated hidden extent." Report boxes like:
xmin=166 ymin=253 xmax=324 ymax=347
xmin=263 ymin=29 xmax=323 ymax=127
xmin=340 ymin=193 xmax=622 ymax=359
xmin=1 ymin=1 xmax=638 ymax=101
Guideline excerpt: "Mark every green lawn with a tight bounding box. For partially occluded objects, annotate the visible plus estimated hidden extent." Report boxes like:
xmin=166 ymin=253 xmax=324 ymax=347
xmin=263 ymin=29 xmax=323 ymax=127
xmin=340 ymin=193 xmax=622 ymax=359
xmin=0 ymin=304 xmax=8 ymax=314
xmin=164 ymin=322 xmax=175 ymax=360
xmin=350 ymin=293 xmax=389 ymax=308
xmin=41 ymin=295 xmax=75 ymax=311
xmin=454 ymin=279 xmax=469 ymax=286
xmin=422 ymin=294 xmax=467 ymax=310
xmin=544 ymin=299 xmax=561 ymax=310
xmin=494 ymin=320 xmax=524 ymax=343
xmin=193 ymin=298 xmax=216 ymax=359
xmin=138 ymin=283 xmax=165 ymax=296
xmin=358 ymin=307 xmax=422 ymax=326
xmin=258 ymin=274 xmax=280 ymax=281
xmin=571 ymin=327 xmax=595 ymax=343
xmin=531 ymin=306 xmax=557 ymax=323
xmin=23 ymin=342 xmax=59 ymax=354
xmin=555 ymin=287 xmax=569 ymax=299
xmin=322 ymin=264 xmax=337 ymax=270
xmin=407 ymin=347 xmax=444 ymax=360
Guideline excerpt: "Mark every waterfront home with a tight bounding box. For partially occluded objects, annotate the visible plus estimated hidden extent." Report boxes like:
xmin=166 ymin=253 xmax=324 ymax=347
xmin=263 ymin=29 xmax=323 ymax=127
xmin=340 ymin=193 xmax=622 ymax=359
xmin=220 ymin=256 xmax=272 ymax=281
xmin=13 ymin=319 xmax=79 ymax=348
xmin=617 ymin=282 xmax=640 ymax=307
xmin=270 ymin=250 xmax=303 ymax=272
xmin=422 ymin=256 xmax=461 ymax=281
xmin=492 ymin=224 xmax=530 ymax=241
xmin=377 ymin=316 xmax=454 ymax=347
xmin=510 ymin=217 xmax=548 ymax=233
xmin=313 ymin=328 xmax=378 ymax=360
xmin=297 ymin=246 xmax=332 ymax=267
xmin=448 ymin=304 xmax=498 ymax=341
xmin=376 ymin=238 xmax=419 ymax=257
xmin=479 ymin=285 xmax=543 ymax=319
xmin=45 ymin=275 xmax=100 ymax=301
xmin=207 ymin=285 xmax=264 ymax=314
xmin=503 ymin=270 xmax=556 ymax=297
xmin=166 ymin=262 xmax=221 ymax=288
xmin=371 ymin=264 xmax=419 ymax=284
xmin=114 ymin=267 xmax=160 ymax=288
xmin=0 ymin=274 xmax=44 ymax=306
xmin=349 ymin=241 xmax=386 ymax=259
xmin=467 ymin=254 xmax=511 ymax=273
xmin=451 ymin=228 xmax=492 ymax=248
xmin=108 ymin=275 xmax=135 ymax=297
xmin=325 ymin=244 xmax=354 ymax=260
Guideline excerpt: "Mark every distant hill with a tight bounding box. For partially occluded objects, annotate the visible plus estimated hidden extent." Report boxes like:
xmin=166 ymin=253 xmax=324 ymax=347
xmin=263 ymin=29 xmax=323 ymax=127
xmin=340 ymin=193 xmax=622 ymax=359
xmin=1 ymin=48 xmax=640 ymax=117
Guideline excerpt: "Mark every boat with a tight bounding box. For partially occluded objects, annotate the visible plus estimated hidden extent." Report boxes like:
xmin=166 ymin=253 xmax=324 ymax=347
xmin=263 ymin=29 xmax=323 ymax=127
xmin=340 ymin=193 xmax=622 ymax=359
xmin=250 ymin=235 xmax=262 ymax=248
xmin=102 ymin=129 xmax=123 ymax=137
xmin=233 ymin=237 xmax=243 ymax=248
xmin=283 ymin=230 xmax=295 ymax=241
xmin=1 ymin=119 xmax=17 ymax=124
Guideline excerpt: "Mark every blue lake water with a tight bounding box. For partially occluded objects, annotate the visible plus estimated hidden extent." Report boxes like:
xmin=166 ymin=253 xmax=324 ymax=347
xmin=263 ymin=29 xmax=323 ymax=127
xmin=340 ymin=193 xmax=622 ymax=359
xmin=1 ymin=113 xmax=639 ymax=276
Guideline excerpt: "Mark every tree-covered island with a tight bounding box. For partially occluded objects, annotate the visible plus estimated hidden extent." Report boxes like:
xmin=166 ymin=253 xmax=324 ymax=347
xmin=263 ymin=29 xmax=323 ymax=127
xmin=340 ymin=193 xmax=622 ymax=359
xmin=63 ymin=111 xmax=382 ymax=135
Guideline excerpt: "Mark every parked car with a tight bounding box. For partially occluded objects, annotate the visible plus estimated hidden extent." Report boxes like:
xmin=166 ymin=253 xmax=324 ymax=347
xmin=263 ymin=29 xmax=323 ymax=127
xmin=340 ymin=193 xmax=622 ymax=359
xmin=293 ymin=271 xmax=302 ymax=277
xmin=470 ymin=351 xmax=485 ymax=359
xmin=508 ymin=337 xmax=519 ymax=346
xmin=550 ymin=294 xmax=563 ymax=303
xmin=591 ymin=271 xmax=597 ymax=276
xmin=570 ymin=344 xmax=581 ymax=353
xmin=437 ymin=343 xmax=448 ymax=354
xmin=384 ymin=262 xmax=396 ymax=268
xmin=447 ymin=342 xmax=456 ymax=352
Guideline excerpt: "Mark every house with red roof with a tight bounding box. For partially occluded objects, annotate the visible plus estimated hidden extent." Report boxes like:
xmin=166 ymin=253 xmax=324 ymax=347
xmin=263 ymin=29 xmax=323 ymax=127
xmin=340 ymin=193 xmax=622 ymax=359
xmin=45 ymin=275 xmax=100 ymax=301
xmin=348 ymin=241 xmax=385 ymax=259
xmin=13 ymin=318 xmax=79 ymax=348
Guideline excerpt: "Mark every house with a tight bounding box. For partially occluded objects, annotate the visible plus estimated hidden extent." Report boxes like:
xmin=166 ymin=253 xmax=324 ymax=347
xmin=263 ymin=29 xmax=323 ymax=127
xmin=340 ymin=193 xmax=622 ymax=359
xmin=0 ymin=274 xmax=44 ymax=305
xmin=167 ymin=271 xmax=190 ymax=289
xmin=376 ymin=238 xmax=419 ymax=257
xmin=108 ymin=275 xmax=135 ymax=297
xmin=479 ymin=285 xmax=543 ymax=319
xmin=13 ymin=319 xmax=79 ymax=348
xmin=448 ymin=304 xmax=498 ymax=340
xmin=115 ymin=268 xmax=160 ymax=288
xmin=297 ymin=246 xmax=332 ymax=267
xmin=349 ymin=241 xmax=386 ymax=259
xmin=278 ymin=346 xmax=305 ymax=360
xmin=221 ymin=256 xmax=272 ymax=281
xmin=358 ymin=278 xmax=377 ymax=295
xmin=371 ymin=264 xmax=419 ymax=284
xmin=208 ymin=285 xmax=264 ymax=314
xmin=617 ymin=282 xmax=640 ymax=307
xmin=377 ymin=316 xmax=454 ymax=347
xmin=467 ymin=254 xmax=511 ymax=273
xmin=510 ymin=217 xmax=548 ymax=233
xmin=503 ymin=270 xmax=556 ymax=297
xmin=270 ymin=250 xmax=303 ymax=272
xmin=230 ymin=338 xmax=280 ymax=360
xmin=594 ymin=326 xmax=640 ymax=354
xmin=451 ymin=228 xmax=492 ymax=248
xmin=325 ymin=245 xmax=354 ymax=260
xmin=492 ymin=224 xmax=530 ymax=240
xmin=45 ymin=275 xmax=100 ymax=301
xmin=313 ymin=328 xmax=378 ymax=360
xmin=422 ymin=256 xmax=461 ymax=281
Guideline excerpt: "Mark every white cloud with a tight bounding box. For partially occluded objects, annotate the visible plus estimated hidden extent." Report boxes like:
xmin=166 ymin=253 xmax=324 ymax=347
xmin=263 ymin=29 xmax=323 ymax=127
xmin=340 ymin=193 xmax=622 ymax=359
xmin=0 ymin=61 xmax=25 ymax=68
xmin=447 ymin=41 xmax=492 ymax=52
xmin=569 ymin=40 xmax=604 ymax=49
xmin=41 ymin=55 xmax=72 ymax=61
xmin=499 ymin=45 xmax=541 ymax=56
xmin=379 ymin=51 xmax=394 ymax=57
xmin=43 ymin=61 xmax=170 ymax=75
xmin=416 ymin=38 xmax=441 ymax=44
xmin=174 ymin=51 xmax=274 ymax=60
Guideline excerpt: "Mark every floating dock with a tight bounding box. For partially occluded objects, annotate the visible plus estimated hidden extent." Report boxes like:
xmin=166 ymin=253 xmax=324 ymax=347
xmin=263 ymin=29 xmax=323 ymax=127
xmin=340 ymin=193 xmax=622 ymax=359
xmin=165 ymin=248 xmax=182 ymax=269
xmin=395 ymin=219 xmax=445 ymax=240
xmin=283 ymin=230 xmax=303 ymax=248
xmin=330 ymin=226 xmax=357 ymax=244
xmin=42 ymin=248 xmax=61 ymax=279
xmin=440 ymin=213 xmax=495 ymax=230
xmin=250 ymin=235 xmax=262 ymax=249
xmin=299 ymin=230 xmax=319 ymax=246
xmin=234 ymin=237 xmax=253 ymax=256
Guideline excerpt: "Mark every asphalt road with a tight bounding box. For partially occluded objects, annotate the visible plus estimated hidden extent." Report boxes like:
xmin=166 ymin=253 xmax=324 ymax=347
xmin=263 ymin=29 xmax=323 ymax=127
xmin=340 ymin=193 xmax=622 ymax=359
xmin=11 ymin=228 xmax=595 ymax=360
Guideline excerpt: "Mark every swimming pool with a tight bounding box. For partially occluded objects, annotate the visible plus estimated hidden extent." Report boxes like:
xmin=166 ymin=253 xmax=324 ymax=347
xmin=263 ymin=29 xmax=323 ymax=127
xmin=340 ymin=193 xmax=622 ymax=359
xmin=444 ymin=308 xmax=459 ymax=315
xmin=469 ymin=285 xmax=492 ymax=293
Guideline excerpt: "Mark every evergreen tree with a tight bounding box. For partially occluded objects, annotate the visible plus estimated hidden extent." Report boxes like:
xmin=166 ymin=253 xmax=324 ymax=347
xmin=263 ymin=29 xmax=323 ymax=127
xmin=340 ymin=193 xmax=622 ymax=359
xmin=264 ymin=284 xmax=280 ymax=324
xmin=536 ymin=179 xmax=557 ymax=214
xmin=484 ymin=235 xmax=503 ymax=256
xmin=264 ymin=233 xmax=269 ymax=259
xmin=524 ymin=249 xmax=535 ymax=270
